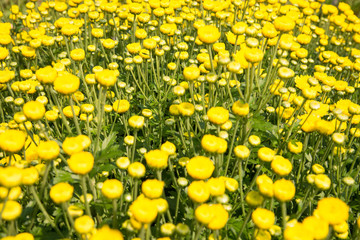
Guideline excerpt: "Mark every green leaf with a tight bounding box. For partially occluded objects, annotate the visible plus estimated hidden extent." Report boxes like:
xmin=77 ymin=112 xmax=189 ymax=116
xmin=227 ymin=218 xmax=243 ymax=233
xmin=101 ymin=131 xmax=118 ymax=150
xmin=97 ymin=163 xmax=117 ymax=172
xmin=53 ymin=170 xmax=77 ymax=184
xmin=250 ymin=114 xmax=277 ymax=132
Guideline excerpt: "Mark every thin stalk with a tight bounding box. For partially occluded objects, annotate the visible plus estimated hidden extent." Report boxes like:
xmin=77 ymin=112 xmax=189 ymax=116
xmin=80 ymin=175 xmax=92 ymax=217
xmin=94 ymin=87 xmax=106 ymax=154
xmin=281 ymin=202 xmax=287 ymax=230
xmin=69 ymin=96 xmax=81 ymax=135
xmin=237 ymin=209 xmax=252 ymax=239
xmin=30 ymin=186 xmax=64 ymax=237
xmin=112 ymin=199 xmax=118 ymax=228
xmin=224 ymin=118 xmax=241 ymax=173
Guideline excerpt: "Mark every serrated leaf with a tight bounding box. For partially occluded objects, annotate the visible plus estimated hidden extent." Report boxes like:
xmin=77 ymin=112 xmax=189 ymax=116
xmin=95 ymin=145 xmax=123 ymax=162
xmin=227 ymin=218 xmax=243 ymax=233
xmin=101 ymin=131 xmax=118 ymax=150
xmin=251 ymin=114 xmax=276 ymax=132
xmin=304 ymin=152 xmax=312 ymax=162
xmin=53 ymin=170 xmax=76 ymax=184
xmin=97 ymin=163 xmax=117 ymax=172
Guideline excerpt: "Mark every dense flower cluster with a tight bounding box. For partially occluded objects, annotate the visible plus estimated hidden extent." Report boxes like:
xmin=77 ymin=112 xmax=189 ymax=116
xmin=0 ymin=0 xmax=359 ymax=239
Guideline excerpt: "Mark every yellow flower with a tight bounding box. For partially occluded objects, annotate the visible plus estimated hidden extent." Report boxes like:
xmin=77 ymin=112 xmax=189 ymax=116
xmin=128 ymin=162 xmax=146 ymax=178
xmin=128 ymin=115 xmax=145 ymax=129
xmin=207 ymin=204 xmax=229 ymax=230
xmin=232 ymin=101 xmax=249 ymax=116
xmin=207 ymin=107 xmax=229 ymax=125
xmin=271 ymin=156 xmax=292 ymax=177
xmin=302 ymin=216 xmax=329 ymax=240
xmin=245 ymin=191 xmax=264 ymax=208
xmin=116 ymin=157 xmax=130 ymax=170
xmin=195 ymin=204 xmax=213 ymax=224
xmin=207 ymin=178 xmax=225 ymax=197
xmin=245 ymin=48 xmax=263 ymax=63
xmin=143 ymin=38 xmax=157 ymax=50
xmin=312 ymin=164 xmax=325 ymax=174
xmin=0 ymin=200 xmax=22 ymax=221
xmin=63 ymin=105 xmax=80 ymax=118
xmin=316 ymin=197 xmax=349 ymax=225
xmin=54 ymin=73 xmax=80 ymax=95
xmin=95 ymin=69 xmax=117 ymax=87
xmin=300 ymin=113 xmax=320 ymax=133
xmin=102 ymin=39 xmax=116 ymax=49
xmin=62 ymin=136 xmax=84 ymax=155
xmin=223 ymin=177 xmax=238 ymax=192
xmin=145 ymin=149 xmax=168 ymax=169
xmin=153 ymin=198 xmax=169 ymax=214
xmin=141 ymin=179 xmax=164 ymax=199
xmin=186 ymin=156 xmax=214 ymax=180
xmin=201 ymin=134 xmax=220 ymax=153
xmin=21 ymin=46 xmax=36 ymax=58
xmin=187 ymin=180 xmax=210 ymax=203
xmin=68 ymin=151 xmax=94 ymax=175
xmin=257 ymin=147 xmax=275 ymax=162
xmin=333 ymin=221 xmax=348 ymax=234
xmin=90 ymin=225 xmax=124 ymax=240
xmin=288 ymin=141 xmax=303 ymax=154
xmin=127 ymin=42 xmax=141 ymax=54
xmin=0 ymin=130 xmax=26 ymax=153
xmin=45 ymin=110 xmax=58 ymax=121
xmin=67 ymin=205 xmax=84 ymax=218
xmin=50 ymin=182 xmax=74 ymax=204
xmin=284 ymin=222 xmax=313 ymax=240
xmin=178 ymin=102 xmax=195 ymax=117
xmin=316 ymin=119 xmax=335 ymax=135
xmin=252 ymin=208 xmax=275 ymax=230
xmin=197 ymin=25 xmax=221 ymax=44
xmin=70 ymin=48 xmax=85 ymax=61
xmin=130 ymin=197 xmax=158 ymax=224
xmin=183 ymin=66 xmax=200 ymax=81
xmin=234 ymin=145 xmax=250 ymax=159
xmin=61 ymin=24 xmax=79 ymax=36
xmin=74 ymin=215 xmax=95 ymax=234
xmin=256 ymin=174 xmax=274 ymax=198
xmin=0 ymin=70 xmax=12 ymax=83
xmin=232 ymin=22 xmax=247 ymax=35
xmin=0 ymin=47 xmax=9 ymax=60
xmin=0 ymin=166 xmax=22 ymax=188
xmin=102 ymin=179 xmax=124 ymax=199
xmin=37 ymin=140 xmax=60 ymax=161
xmin=273 ymin=179 xmax=295 ymax=202
xmin=262 ymin=23 xmax=278 ymax=38
xmin=14 ymin=232 xmax=34 ymax=240
xmin=274 ymin=16 xmax=295 ymax=32
xmin=21 ymin=167 xmax=39 ymax=185
xmin=160 ymin=141 xmax=176 ymax=155
xmin=36 ymin=66 xmax=57 ymax=84
xmin=249 ymin=135 xmax=261 ymax=146
xmin=113 ymin=100 xmax=130 ymax=114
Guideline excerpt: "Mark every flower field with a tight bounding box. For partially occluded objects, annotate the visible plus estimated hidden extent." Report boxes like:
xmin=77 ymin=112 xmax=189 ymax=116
xmin=0 ymin=0 xmax=360 ymax=239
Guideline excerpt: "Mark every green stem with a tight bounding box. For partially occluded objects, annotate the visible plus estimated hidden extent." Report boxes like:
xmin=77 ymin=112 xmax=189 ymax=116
xmin=237 ymin=209 xmax=252 ymax=239
xmin=81 ymin=175 xmax=92 ymax=217
xmin=238 ymin=160 xmax=245 ymax=215
xmin=131 ymin=130 xmax=138 ymax=163
xmin=194 ymin=224 xmax=203 ymax=240
xmin=69 ymin=96 xmax=81 ymax=135
xmin=281 ymin=202 xmax=287 ymax=230
xmin=224 ymin=118 xmax=241 ymax=174
xmin=30 ymin=186 xmax=64 ymax=237
xmin=112 ymin=199 xmax=118 ymax=228
xmin=94 ymin=87 xmax=106 ymax=154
